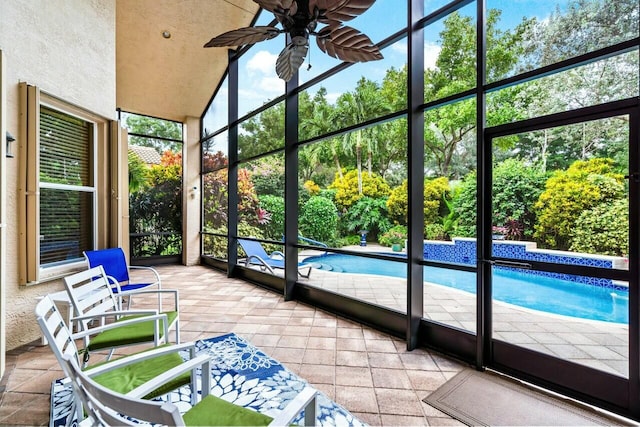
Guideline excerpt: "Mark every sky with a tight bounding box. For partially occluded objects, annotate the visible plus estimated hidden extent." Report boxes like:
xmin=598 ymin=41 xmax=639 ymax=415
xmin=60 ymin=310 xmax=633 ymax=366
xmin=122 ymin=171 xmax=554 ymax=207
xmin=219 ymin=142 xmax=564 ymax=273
xmin=211 ymin=0 xmax=569 ymax=124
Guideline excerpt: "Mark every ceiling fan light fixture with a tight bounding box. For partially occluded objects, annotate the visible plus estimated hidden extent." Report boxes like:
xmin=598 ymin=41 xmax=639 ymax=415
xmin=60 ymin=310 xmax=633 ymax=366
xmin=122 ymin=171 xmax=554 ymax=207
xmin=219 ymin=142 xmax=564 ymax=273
xmin=292 ymin=34 xmax=308 ymax=46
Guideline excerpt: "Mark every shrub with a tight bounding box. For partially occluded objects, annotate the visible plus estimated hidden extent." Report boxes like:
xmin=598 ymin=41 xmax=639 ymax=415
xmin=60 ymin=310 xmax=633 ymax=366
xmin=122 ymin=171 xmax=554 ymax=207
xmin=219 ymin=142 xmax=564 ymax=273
xmin=450 ymin=171 xmax=477 ymax=237
xmin=129 ymin=154 xmax=182 ymax=256
xmin=319 ymin=188 xmax=337 ymax=202
xmin=203 ymin=227 xmax=228 ymax=259
xmin=237 ymin=168 xmax=261 ymax=225
xmin=425 ymin=177 xmax=451 ymax=222
xmin=299 ymin=196 xmax=339 ymax=244
xmin=258 ymin=195 xmax=285 ymax=240
xmin=453 ymin=159 xmax=547 ymax=239
xmin=303 ymin=180 xmax=321 ymax=195
xmin=386 ymin=177 xmax=451 ymax=225
xmin=492 ymin=159 xmax=547 ymax=239
xmin=237 ymin=223 xmax=264 ymax=240
xmin=341 ymin=196 xmax=392 ymax=241
xmin=202 ymin=168 xmax=234 ymax=231
xmin=379 ymin=225 xmax=407 ymax=247
xmin=250 ymin=158 xmax=285 ymax=197
xmin=335 ymin=234 xmax=362 ymax=247
xmin=298 ymin=181 xmax=312 ymax=209
xmin=425 ymin=223 xmax=446 ymax=240
xmin=329 ymin=169 xmax=391 ymax=210
xmin=236 ymin=224 xmax=284 ymax=257
xmin=570 ymin=198 xmax=628 ymax=256
xmin=386 ymin=180 xmax=408 ymax=224
xmin=534 ymin=158 xmax=624 ymax=250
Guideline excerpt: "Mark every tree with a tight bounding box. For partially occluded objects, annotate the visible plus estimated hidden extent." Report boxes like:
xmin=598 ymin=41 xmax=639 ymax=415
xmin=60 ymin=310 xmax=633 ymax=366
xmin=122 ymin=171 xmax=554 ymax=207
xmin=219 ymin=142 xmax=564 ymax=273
xmin=128 ymin=149 xmax=148 ymax=193
xmin=527 ymin=0 xmax=639 ymax=68
xmin=424 ymin=10 xmax=531 ymax=177
xmin=511 ymin=0 xmax=637 ymax=168
xmin=125 ymin=114 xmax=182 ymax=153
xmin=334 ymin=77 xmax=389 ymax=194
xmin=299 ymin=88 xmax=345 ymax=181
xmin=237 ymin=102 xmax=285 ymax=159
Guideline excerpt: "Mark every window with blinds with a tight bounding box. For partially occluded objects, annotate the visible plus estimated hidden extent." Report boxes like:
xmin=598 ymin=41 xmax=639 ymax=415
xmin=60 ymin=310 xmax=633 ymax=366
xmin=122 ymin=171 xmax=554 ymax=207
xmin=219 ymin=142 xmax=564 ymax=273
xmin=39 ymin=106 xmax=95 ymax=266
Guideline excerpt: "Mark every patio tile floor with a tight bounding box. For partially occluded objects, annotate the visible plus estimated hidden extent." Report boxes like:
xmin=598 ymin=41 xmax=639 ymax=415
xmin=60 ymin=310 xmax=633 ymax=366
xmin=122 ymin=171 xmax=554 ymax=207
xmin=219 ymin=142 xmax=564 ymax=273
xmin=0 ymin=264 xmax=632 ymax=426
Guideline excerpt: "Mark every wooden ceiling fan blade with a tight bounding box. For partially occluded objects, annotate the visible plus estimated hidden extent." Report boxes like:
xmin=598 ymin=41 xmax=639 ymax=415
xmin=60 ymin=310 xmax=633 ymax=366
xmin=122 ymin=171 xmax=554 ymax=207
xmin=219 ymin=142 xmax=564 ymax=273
xmin=310 ymin=0 xmax=376 ymax=23
xmin=276 ymin=42 xmax=308 ymax=81
xmin=204 ymin=26 xmax=281 ymax=48
xmin=316 ymin=25 xmax=383 ymax=62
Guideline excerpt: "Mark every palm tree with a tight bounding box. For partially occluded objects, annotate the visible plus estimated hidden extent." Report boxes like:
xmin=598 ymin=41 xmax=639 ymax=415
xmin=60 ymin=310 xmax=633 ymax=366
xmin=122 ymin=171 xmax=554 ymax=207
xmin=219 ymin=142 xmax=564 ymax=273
xmin=335 ymin=78 xmax=387 ymax=194
xmin=299 ymin=88 xmax=345 ymax=179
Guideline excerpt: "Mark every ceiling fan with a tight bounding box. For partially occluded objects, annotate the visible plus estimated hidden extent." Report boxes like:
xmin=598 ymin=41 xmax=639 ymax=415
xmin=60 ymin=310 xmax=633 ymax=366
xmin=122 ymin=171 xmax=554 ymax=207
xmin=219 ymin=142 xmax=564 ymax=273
xmin=204 ymin=0 xmax=383 ymax=82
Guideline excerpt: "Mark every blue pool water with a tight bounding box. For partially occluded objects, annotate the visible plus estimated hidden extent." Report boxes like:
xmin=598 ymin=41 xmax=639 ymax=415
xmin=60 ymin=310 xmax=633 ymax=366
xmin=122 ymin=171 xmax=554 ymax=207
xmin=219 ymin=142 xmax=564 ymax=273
xmin=303 ymin=253 xmax=629 ymax=324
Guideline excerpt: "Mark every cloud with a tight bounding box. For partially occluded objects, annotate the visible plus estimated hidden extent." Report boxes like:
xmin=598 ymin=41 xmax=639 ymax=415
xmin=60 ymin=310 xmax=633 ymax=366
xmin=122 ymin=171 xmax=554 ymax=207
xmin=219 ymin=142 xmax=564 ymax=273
xmin=424 ymin=42 xmax=440 ymax=70
xmin=392 ymin=41 xmax=407 ymax=55
xmin=257 ymin=76 xmax=284 ymax=94
xmin=246 ymin=50 xmax=278 ymax=75
xmin=326 ymin=92 xmax=340 ymax=104
xmin=238 ymin=88 xmax=262 ymax=101
xmin=386 ymin=40 xmax=440 ymax=70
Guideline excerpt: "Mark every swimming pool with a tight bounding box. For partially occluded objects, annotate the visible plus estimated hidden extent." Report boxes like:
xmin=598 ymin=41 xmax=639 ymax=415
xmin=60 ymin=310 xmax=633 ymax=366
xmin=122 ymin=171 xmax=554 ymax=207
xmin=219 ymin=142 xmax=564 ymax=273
xmin=303 ymin=253 xmax=629 ymax=324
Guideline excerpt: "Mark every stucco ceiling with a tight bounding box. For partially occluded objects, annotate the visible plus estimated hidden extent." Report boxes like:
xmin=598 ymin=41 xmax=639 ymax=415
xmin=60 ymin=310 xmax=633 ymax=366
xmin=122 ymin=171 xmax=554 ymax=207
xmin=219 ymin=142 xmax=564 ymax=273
xmin=116 ymin=0 xmax=259 ymax=122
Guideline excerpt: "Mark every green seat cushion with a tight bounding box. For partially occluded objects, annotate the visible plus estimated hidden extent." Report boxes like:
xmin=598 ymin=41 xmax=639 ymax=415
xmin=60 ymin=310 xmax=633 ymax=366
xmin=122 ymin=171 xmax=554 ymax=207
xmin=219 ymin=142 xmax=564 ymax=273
xmin=87 ymin=311 xmax=178 ymax=352
xmin=86 ymin=349 xmax=190 ymax=399
xmin=183 ymin=395 xmax=274 ymax=426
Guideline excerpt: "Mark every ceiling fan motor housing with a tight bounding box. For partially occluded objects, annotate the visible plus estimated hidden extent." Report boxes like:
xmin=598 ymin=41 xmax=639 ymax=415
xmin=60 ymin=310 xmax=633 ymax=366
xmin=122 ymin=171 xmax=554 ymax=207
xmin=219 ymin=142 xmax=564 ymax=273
xmin=204 ymin=0 xmax=383 ymax=81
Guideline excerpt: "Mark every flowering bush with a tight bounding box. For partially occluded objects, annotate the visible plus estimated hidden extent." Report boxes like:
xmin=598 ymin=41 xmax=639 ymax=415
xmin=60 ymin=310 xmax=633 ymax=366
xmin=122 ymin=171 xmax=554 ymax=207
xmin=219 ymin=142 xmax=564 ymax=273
xmin=492 ymin=218 xmax=523 ymax=240
xmin=379 ymin=225 xmax=407 ymax=247
xmin=329 ymin=169 xmax=391 ymax=210
xmin=303 ymin=180 xmax=321 ymax=195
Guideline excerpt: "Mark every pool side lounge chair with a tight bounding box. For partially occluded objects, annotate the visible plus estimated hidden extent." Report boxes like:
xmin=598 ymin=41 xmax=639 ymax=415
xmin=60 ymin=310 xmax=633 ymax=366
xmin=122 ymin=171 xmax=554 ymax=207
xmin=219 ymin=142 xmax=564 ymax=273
xmin=238 ymin=238 xmax=312 ymax=278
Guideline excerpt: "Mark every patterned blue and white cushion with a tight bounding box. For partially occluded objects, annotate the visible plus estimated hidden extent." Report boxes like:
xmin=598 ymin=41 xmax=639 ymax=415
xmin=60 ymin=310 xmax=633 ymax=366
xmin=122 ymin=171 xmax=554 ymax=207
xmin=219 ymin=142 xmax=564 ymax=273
xmin=50 ymin=333 xmax=367 ymax=427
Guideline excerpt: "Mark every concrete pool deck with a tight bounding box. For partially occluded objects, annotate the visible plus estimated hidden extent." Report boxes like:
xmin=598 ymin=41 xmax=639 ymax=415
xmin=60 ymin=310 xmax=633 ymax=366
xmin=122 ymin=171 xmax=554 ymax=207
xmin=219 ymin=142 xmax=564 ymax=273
xmin=296 ymin=244 xmax=629 ymax=378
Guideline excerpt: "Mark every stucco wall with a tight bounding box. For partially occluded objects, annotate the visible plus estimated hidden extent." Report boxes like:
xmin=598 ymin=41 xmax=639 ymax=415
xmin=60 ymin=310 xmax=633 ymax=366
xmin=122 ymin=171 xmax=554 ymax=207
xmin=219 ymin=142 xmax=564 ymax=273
xmin=0 ymin=0 xmax=116 ymax=350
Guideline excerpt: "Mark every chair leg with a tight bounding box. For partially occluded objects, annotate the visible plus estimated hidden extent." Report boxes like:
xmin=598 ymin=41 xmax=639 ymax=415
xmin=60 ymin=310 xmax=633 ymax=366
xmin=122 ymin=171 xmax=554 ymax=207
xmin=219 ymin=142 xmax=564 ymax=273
xmin=298 ymin=266 xmax=312 ymax=278
xmin=304 ymin=395 xmax=317 ymax=427
xmin=72 ymin=394 xmax=83 ymax=426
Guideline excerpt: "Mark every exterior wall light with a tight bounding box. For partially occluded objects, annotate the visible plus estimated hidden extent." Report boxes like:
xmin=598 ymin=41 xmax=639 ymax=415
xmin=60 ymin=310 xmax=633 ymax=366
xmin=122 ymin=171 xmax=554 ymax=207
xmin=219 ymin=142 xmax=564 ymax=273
xmin=6 ymin=131 xmax=15 ymax=158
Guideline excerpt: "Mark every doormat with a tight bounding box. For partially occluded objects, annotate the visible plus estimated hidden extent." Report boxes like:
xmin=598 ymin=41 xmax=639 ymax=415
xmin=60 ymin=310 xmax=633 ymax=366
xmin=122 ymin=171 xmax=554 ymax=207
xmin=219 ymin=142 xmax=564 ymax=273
xmin=51 ymin=333 xmax=366 ymax=427
xmin=423 ymin=368 xmax=628 ymax=426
